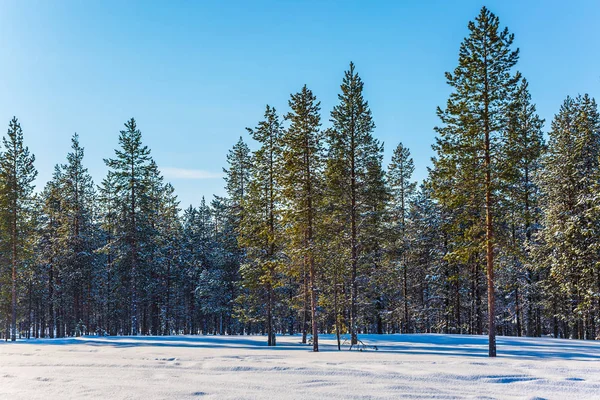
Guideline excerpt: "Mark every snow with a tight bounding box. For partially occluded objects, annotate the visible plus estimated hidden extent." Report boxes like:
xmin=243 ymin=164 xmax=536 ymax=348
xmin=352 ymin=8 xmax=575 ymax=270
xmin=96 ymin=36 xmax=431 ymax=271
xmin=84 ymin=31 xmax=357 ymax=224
xmin=1 ymin=334 xmax=599 ymax=399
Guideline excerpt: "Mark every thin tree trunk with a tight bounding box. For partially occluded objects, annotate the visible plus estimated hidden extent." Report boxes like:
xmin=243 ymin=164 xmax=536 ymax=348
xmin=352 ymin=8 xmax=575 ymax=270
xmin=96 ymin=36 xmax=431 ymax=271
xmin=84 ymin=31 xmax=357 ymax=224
xmin=485 ymin=119 xmax=496 ymax=357
xmin=306 ymin=133 xmax=318 ymax=352
xmin=483 ymin=44 xmax=496 ymax=357
xmin=302 ymin=258 xmax=308 ymax=344
xmin=130 ymin=157 xmax=138 ymax=336
xmin=334 ymin=272 xmax=341 ymax=350
xmin=350 ymin=128 xmax=358 ymax=346
xmin=49 ymin=259 xmax=55 ymax=338
xmin=11 ymin=186 xmax=18 ymax=341
xmin=515 ymin=285 xmax=522 ymax=337
xmin=267 ymin=285 xmax=273 ymax=346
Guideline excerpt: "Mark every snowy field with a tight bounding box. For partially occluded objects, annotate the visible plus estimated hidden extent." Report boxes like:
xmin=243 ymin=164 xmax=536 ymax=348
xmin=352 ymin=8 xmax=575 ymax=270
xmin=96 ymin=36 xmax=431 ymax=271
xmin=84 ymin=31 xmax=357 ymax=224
xmin=1 ymin=334 xmax=599 ymax=400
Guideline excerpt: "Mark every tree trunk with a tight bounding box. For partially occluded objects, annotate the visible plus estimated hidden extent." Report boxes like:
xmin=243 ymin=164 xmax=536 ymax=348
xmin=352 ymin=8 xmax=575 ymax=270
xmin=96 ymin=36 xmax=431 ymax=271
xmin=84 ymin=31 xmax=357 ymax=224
xmin=515 ymin=286 xmax=522 ymax=337
xmin=334 ymin=273 xmax=341 ymax=350
xmin=267 ymin=285 xmax=273 ymax=346
xmin=130 ymin=156 xmax=138 ymax=336
xmin=350 ymin=130 xmax=358 ymax=346
xmin=484 ymin=46 xmax=496 ymax=357
xmin=403 ymin=264 xmax=409 ymax=333
xmin=11 ymin=194 xmax=17 ymax=341
xmin=302 ymin=258 xmax=308 ymax=344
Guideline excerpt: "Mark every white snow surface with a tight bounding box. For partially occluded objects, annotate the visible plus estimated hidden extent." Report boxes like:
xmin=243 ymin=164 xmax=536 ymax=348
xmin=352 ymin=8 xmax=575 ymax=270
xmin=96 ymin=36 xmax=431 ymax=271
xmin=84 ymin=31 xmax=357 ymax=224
xmin=1 ymin=333 xmax=599 ymax=399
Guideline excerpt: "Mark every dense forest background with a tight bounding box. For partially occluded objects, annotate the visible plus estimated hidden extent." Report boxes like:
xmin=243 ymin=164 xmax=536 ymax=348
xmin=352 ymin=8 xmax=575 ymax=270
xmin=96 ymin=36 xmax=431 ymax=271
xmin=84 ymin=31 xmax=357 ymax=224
xmin=0 ymin=8 xmax=599 ymax=355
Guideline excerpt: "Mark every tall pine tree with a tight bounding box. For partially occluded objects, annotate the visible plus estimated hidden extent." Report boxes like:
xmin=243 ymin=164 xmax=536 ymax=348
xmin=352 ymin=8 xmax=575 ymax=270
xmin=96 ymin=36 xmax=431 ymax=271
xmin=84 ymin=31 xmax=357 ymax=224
xmin=281 ymin=85 xmax=323 ymax=351
xmin=431 ymin=7 xmax=520 ymax=356
xmin=104 ymin=118 xmax=154 ymax=335
xmin=238 ymin=105 xmax=284 ymax=345
xmin=0 ymin=117 xmax=37 ymax=341
xmin=325 ymin=62 xmax=385 ymax=345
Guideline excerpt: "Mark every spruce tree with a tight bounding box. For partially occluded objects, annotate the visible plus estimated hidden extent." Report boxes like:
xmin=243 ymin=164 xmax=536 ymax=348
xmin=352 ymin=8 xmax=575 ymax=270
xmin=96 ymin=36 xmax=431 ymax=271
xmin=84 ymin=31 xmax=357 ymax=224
xmin=536 ymin=95 xmax=600 ymax=339
xmin=431 ymin=7 xmax=520 ymax=356
xmin=405 ymin=181 xmax=444 ymax=333
xmin=223 ymin=136 xmax=251 ymax=226
xmin=498 ymin=79 xmax=545 ymax=337
xmin=387 ymin=142 xmax=416 ymax=332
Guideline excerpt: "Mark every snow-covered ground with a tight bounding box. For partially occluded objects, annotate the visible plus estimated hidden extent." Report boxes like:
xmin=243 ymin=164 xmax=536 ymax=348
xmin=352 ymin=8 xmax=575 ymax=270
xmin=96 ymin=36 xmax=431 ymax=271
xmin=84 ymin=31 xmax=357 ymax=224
xmin=1 ymin=334 xmax=599 ymax=399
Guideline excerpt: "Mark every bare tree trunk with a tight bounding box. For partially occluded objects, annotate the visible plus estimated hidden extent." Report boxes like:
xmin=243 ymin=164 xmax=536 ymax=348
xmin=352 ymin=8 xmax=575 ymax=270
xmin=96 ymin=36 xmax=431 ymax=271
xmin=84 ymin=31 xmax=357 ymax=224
xmin=302 ymin=258 xmax=308 ymax=344
xmin=484 ymin=107 xmax=496 ymax=357
xmin=27 ymin=278 xmax=33 ymax=339
xmin=267 ymin=285 xmax=273 ymax=346
xmin=515 ymin=286 xmax=522 ymax=337
xmin=334 ymin=272 xmax=341 ymax=350
xmin=306 ymin=137 xmax=318 ymax=352
xmin=49 ymin=259 xmax=55 ymax=338
xmin=165 ymin=258 xmax=171 ymax=335
xmin=11 ymin=196 xmax=17 ymax=342
xmin=350 ymin=131 xmax=358 ymax=346
xmin=309 ymin=253 xmax=318 ymax=352
xmin=483 ymin=45 xmax=496 ymax=357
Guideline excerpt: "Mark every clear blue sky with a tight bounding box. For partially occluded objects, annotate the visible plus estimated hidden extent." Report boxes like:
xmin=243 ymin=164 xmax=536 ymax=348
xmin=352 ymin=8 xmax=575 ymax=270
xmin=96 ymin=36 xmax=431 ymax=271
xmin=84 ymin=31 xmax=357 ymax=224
xmin=1 ymin=0 xmax=598 ymax=209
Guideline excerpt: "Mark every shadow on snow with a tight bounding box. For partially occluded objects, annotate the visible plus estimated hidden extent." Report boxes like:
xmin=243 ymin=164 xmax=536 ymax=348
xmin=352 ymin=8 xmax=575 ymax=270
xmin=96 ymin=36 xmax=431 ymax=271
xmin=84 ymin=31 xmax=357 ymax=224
xmin=5 ymin=333 xmax=600 ymax=360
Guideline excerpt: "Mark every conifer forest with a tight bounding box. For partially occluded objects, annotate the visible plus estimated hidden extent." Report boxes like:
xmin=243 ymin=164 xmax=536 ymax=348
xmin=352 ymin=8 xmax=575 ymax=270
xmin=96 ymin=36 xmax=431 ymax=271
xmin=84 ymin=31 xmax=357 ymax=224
xmin=2 ymin=7 xmax=600 ymax=360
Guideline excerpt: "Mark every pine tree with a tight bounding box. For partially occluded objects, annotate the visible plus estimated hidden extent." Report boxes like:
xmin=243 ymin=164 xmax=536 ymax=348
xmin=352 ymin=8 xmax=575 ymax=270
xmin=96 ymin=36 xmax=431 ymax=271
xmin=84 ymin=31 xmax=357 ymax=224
xmin=281 ymin=85 xmax=323 ymax=351
xmin=238 ymin=105 xmax=284 ymax=345
xmin=97 ymin=172 xmax=120 ymax=335
xmin=223 ymin=137 xmax=251 ymax=226
xmin=34 ymin=134 xmax=98 ymax=338
xmin=181 ymin=203 xmax=206 ymax=334
xmin=154 ymin=182 xmax=181 ymax=335
xmin=325 ymin=62 xmax=385 ymax=346
xmin=139 ymin=161 xmax=181 ymax=335
xmin=37 ymin=167 xmax=63 ymax=338
xmin=58 ymin=133 xmax=97 ymax=336
xmin=220 ymin=138 xmax=251 ymax=333
xmin=0 ymin=117 xmax=37 ymax=341
xmin=104 ymin=118 xmax=154 ymax=335
xmin=431 ymin=7 xmax=520 ymax=356
xmin=211 ymin=195 xmax=241 ymax=335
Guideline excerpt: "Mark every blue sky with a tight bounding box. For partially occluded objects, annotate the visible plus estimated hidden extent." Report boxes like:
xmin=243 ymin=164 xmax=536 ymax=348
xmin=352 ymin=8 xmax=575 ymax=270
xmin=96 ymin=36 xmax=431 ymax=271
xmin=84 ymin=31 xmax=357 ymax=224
xmin=1 ymin=0 xmax=598 ymax=209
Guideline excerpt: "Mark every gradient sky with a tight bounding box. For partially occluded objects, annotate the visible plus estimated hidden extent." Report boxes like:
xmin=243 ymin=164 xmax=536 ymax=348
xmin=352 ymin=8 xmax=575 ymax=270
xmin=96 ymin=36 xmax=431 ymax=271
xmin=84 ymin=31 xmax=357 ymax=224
xmin=1 ymin=0 xmax=598 ymax=209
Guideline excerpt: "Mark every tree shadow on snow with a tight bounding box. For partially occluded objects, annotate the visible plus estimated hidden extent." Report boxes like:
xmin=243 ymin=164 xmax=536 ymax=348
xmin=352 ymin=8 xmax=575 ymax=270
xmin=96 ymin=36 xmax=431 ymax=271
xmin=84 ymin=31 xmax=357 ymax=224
xmin=9 ymin=333 xmax=600 ymax=360
xmin=350 ymin=334 xmax=600 ymax=360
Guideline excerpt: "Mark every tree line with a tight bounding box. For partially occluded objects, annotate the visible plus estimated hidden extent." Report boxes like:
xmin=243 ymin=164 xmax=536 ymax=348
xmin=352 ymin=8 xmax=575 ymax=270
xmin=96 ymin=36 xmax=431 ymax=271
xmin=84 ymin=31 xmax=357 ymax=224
xmin=0 ymin=7 xmax=598 ymax=356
